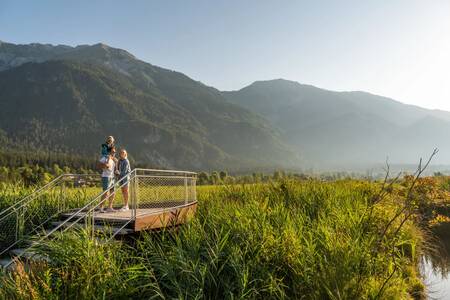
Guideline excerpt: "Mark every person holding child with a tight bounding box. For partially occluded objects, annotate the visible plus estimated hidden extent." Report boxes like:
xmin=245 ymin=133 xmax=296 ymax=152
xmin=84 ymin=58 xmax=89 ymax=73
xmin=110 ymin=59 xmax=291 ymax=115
xmin=97 ymin=136 xmax=132 ymax=213
xmin=99 ymin=146 xmax=117 ymax=213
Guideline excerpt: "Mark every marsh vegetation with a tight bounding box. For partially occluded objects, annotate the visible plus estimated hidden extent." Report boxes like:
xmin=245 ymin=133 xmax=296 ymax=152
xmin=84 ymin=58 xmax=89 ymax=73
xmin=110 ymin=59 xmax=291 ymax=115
xmin=3 ymin=172 xmax=449 ymax=299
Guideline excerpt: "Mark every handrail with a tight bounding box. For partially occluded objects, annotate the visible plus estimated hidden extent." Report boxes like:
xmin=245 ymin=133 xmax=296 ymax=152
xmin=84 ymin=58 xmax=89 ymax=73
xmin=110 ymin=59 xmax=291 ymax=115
xmin=134 ymin=168 xmax=197 ymax=176
xmin=3 ymin=171 xmax=137 ymax=268
xmin=0 ymin=173 xmax=100 ymax=224
xmin=0 ymin=205 xmax=65 ymax=257
xmin=44 ymin=170 xmax=137 ymax=238
xmin=135 ymin=175 xmax=196 ymax=179
xmin=0 ymin=173 xmax=103 ymax=257
xmin=1 ymin=170 xmax=193 ymax=220
xmin=1 ymin=168 xmax=197 ymax=269
xmin=0 ymin=174 xmax=65 ymax=221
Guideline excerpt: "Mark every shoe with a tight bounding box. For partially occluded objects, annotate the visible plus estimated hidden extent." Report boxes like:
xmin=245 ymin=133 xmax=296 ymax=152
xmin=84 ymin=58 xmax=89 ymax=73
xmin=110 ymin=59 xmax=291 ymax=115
xmin=120 ymin=206 xmax=129 ymax=211
xmin=98 ymin=208 xmax=105 ymax=213
xmin=106 ymin=208 xmax=115 ymax=213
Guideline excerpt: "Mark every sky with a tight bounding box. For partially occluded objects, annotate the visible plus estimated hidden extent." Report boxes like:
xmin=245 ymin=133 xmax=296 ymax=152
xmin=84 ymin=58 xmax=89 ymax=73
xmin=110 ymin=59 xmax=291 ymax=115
xmin=1 ymin=0 xmax=450 ymax=111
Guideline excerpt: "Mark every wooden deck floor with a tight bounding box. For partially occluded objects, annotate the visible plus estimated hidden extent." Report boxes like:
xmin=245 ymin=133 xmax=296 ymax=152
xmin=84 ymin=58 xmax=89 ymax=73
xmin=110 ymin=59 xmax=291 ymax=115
xmin=62 ymin=208 xmax=164 ymax=221
xmin=99 ymin=208 xmax=162 ymax=219
xmin=61 ymin=201 xmax=198 ymax=232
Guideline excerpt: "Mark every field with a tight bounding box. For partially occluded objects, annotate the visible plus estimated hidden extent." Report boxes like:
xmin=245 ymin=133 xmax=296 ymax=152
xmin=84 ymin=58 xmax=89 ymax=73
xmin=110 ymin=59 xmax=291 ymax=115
xmin=1 ymin=176 xmax=449 ymax=299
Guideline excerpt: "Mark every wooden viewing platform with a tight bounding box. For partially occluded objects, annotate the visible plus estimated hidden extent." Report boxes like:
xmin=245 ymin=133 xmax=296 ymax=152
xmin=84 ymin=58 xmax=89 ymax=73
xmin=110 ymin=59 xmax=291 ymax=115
xmin=53 ymin=169 xmax=199 ymax=235
xmin=0 ymin=168 xmax=198 ymax=269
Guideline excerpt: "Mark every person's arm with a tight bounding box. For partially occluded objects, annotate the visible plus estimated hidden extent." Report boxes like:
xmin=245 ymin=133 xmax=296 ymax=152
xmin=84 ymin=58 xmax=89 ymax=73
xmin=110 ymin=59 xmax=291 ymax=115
xmin=114 ymin=158 xmax=120 ymax=175
xmin=105 ymin=157 xmax=113 ymax=169
xmin=126 ymin=159 xmax=131 ymax=174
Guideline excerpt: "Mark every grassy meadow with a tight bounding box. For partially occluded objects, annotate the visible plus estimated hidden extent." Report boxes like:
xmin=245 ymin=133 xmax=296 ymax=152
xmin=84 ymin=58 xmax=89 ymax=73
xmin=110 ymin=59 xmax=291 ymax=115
xmin=1 ymin=176 xmax=450 ymax=299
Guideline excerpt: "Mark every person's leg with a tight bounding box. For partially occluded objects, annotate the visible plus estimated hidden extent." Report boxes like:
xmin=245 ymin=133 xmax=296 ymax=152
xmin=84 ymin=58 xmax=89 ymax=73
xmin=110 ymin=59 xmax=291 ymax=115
xmin=107 ymin=177 xmax=115 ymax=210
xmin=121 ymin=185 xmax=129 ymax=209
xmin=100 ymin=191 xmax=109 ymax=211
xmin=99 ymin=177 xmax=109 ymax=212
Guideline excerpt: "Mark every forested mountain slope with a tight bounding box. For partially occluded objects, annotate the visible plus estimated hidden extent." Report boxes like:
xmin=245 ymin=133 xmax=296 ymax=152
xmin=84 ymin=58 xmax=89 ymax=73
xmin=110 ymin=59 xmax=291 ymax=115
xmin=0 ymin=43 xmax=298 ymax=170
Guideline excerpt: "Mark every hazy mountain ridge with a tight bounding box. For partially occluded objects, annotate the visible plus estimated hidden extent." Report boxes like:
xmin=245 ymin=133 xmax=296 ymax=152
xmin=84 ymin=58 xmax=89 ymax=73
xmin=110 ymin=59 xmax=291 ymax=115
xmin=223 ymin=79 xmax=450 ymax=167
xmin=0 ymin=42 xmax=298 ymax=170
xmin=2 ymin=41 xmax=450 ymax=170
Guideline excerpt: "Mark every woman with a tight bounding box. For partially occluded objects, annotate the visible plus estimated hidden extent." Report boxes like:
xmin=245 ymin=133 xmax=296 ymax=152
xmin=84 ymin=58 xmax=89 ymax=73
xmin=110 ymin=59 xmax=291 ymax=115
xmin=117 ymin=149 xmax=131 ymax=211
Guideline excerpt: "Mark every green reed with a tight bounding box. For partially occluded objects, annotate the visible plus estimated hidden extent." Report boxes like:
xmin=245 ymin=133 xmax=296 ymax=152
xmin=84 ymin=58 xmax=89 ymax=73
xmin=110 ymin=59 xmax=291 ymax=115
xmin=0 ymin=180 xmax=425 ymax=299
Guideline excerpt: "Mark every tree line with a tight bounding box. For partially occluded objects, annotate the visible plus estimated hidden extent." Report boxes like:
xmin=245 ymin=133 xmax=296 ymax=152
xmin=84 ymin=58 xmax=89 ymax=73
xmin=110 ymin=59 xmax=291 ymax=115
xmin=0 ymin=149 xmax=376 ymax=186
xmin=0 ymin=151 xmax=96 ymax=185
xmin=196 ymin=170 xmax=381 ymax=185
xmin=197 ymin=170 xmax=310 ymax=185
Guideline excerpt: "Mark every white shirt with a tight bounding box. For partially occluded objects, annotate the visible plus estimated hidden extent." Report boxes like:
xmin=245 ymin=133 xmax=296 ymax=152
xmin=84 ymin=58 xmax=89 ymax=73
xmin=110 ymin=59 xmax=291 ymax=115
xmin=100 ymin=156 xmax=115 ymax=178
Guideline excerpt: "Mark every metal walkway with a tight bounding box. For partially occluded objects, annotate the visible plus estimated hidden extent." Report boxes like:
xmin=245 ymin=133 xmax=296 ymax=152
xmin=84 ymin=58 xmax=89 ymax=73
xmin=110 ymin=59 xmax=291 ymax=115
xmin=0 ymin=168 xmax=197 ymax=269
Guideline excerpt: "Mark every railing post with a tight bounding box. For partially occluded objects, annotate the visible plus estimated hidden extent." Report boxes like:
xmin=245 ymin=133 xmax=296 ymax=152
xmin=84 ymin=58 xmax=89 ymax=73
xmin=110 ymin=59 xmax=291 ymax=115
xmin=61 ymin=178 xmax=67 ymax=213
xmin=184 ymin=176 xmax=188 ymax=204
xmin=131 ymin=177 xmax=134 ymax=219
xmin=133 ymin=174 xmax=139 ymax=219
xmin=59 ymin=180 xmax=64 ymax=213
xmin=15 ymin=210 xmax=19 ymax=242
xmin=92 ymin=201 xmax=95 ymax=239
xmin=193 ymin=177 xmax=197 ymax=202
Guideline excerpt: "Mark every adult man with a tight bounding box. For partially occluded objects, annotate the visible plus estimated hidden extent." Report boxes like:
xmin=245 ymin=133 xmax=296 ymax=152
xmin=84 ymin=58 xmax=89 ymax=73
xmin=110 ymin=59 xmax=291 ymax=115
xmin=99 ymin=147 xmax=117 ymax=213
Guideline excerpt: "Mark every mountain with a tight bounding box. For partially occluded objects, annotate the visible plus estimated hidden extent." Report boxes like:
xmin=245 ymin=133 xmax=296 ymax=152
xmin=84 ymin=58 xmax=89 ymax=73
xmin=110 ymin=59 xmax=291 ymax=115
xmin=223 ymin=79 xmax=450 ymax=168
xmin=3 ymin=41 xmax=449 ymax=171
xmin=0 ymin=42 xmax=299 ymax=170
xmin=0 ymin=41 xmax=73 ymax=71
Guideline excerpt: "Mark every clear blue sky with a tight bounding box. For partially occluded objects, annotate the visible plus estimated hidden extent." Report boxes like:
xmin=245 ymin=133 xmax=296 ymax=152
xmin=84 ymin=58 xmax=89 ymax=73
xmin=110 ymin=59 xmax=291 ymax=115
xmin=1 ymin=0 xmax=450 ymax=110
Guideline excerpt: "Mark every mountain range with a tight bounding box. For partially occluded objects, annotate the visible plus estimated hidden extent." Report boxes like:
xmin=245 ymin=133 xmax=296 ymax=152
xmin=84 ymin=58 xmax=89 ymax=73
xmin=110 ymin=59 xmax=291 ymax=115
xmin=0 ymin=40 xmax=449 ymax=170
xmin=224 ymin=79 xmax=450 ymax=168
xmin=0 ymin=41 xmax=297 ymax=170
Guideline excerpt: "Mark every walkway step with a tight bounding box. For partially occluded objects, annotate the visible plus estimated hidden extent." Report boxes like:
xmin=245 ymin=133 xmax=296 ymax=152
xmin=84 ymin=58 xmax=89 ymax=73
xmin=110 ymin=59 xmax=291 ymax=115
xmin=58 ymin=212 xmax=133 ymax=227
xmin=9 ymin=248 xmax=49 ymax=262
xmin=0 ymin=257 xmax=14 ymax=270
xmin=10 ymin=248 xmax=28 ymax=257
xmin=51 ymin=221 xmax=133 ymax=235
xmin=32 ymin=229 xmax=57 ymax=238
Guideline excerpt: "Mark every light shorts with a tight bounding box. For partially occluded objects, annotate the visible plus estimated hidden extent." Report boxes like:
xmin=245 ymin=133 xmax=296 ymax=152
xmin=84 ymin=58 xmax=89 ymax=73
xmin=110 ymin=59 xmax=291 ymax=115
xmin=101 ymin=177 xmax=113 ymax=191
xmin=118 ymin=175 xmax=130 ymax=188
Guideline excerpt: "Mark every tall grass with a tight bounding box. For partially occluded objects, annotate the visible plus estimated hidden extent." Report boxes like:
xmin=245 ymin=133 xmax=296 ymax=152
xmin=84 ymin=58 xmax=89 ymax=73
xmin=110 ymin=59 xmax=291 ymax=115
xmin=0 ymin=183 xmax=104 ymax=253
xmin=0 ymin=179 xmax=425 ymax=299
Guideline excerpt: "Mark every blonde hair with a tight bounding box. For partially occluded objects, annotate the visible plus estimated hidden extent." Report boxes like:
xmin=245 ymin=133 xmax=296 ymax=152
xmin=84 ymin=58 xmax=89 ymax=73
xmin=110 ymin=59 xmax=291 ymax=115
xmin=106 ymin=136 xmax=115 ymax=144
xmin=120 ymin=149 xmax=128 ymax=158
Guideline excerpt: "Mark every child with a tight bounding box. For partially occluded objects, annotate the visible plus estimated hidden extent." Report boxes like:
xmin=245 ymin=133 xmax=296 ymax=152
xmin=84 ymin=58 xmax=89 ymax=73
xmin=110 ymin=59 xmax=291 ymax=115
xmin=101 ymin=136 xmax=115 ymax=159
xmin=117 ymin=149 xmax=131 ymax=211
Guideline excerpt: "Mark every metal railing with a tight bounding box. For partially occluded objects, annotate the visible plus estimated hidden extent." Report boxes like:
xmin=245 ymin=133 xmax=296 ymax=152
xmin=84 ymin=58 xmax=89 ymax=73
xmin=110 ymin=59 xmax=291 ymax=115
xmin=133 ymin=168 xmax=197 ymax=210
xmin=0 ymin=174 xmax=102 ymax=256
xmin=0 ymin=168 xmax=197 ymax=264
